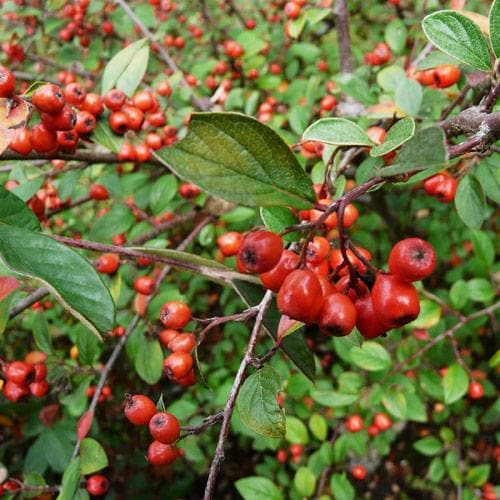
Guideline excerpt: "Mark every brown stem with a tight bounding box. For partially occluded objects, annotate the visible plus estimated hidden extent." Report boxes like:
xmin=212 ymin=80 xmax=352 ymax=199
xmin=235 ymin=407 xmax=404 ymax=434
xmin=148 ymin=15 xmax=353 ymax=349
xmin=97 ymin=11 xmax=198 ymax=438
xmin=180 ymin=411 xmax=224 ymax=437
xmin=46 ymin=195 xmax=91 ymax=218
xmin=9 ymin=288 xmax=50 ymax=319
xmin=333 ymin=0 xmax=354 ymax=73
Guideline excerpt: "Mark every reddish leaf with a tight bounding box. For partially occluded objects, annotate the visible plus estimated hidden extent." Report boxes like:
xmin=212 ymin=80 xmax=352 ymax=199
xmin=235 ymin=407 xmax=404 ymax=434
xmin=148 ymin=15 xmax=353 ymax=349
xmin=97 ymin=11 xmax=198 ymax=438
xmin=0 ymin=97 xmax=29 ymax=129
xmin=77 ymin=410 xmax=95 ymax=441
xmin=0 ymin=128 xmax=14 ymax=155
xmin=133 ymin=293 xmax=148 ymax=317
xmin=0 ymin=276 xmax=19 ymax=301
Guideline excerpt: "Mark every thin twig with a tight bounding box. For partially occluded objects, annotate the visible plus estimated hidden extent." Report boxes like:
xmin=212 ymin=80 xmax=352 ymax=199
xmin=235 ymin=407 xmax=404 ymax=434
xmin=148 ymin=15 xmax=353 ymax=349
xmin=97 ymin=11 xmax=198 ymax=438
xmin=9 ymin=288 xmax=50 ymax=319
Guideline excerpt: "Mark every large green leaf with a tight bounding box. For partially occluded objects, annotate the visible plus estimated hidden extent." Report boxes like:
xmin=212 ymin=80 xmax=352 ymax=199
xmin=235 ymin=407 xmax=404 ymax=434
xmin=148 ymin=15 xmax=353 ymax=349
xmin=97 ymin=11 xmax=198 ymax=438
xmin=455 ymin=174 xmax=486 ymax=229
xmin=101 ymin=38 xmax=149 ymax=96
xmin=80 ymin=438 xmax=108 ymax=475
xmin=490 ymin=0 xmax=500 ymax=58
xmin=370 ymin=118 xmax=415 ymax=157
xmin=422 ymin=11 xmax=492 ymax=71
xmin=236 ymin=365 xmax=285 ymax=438
xmin=0 ymin=225 xmax=115 ymax=338
xmin=0 ymin=186 xmax=40 ymax=231
xmin=155 ymin=113 xmax=315 ymax=209
xmin=302 ymin=118 xmax=373 ymax=146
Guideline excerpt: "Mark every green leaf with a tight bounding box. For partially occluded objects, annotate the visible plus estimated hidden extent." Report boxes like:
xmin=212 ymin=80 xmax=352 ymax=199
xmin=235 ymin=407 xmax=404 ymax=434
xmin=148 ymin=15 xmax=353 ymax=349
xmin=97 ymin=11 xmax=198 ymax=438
xmin=466 ymin=464 xmax=490 ymax=486
xmin=135 ymin=337 xmax=163 ymax=384
xmin=471 ymin=231 xmax=495 ymax=267
xmin=350 ymin=341 xmax=391 ymax=371
xmin=310 ymin=390 xmax=358 ymax=407
xmin=309 ymin=414 xmax=328 ymax=441
xmin=56 ymin=457 xmax=81 ymax=500
xmin=235 ymin=477 xmax=284 ymax=500
xmin=60 ymin=377 xmax=92 ymax=417
xmin=330 ymin=473 xmax=355 ymax=500
xmin=466 ymin=278 xmax=495 ymax=302
xmin=405 ymin=392 xmax=428 ymax=422
xmin=419 ymin=369 xmax=444 ymax=400
xmin=101 ymin=38 xmax=149 ymax=96
xmin=381 ymin=127 xmax=447 ymax=177
xmin=443 ymin=363 xmax=469 ymax=404
xmin=422 ymin=10 xmax=492 ymax=71
xmin=377 ymin=65 xmax=407 ymax=92
xmin=294 ymin=467 xmax=316 ymax=497
xmin=11 ymin=177 xmax=45 ymax=202
xmin=0 ymin=225 xmax=114 ymax=338
xmin=149 ymin=175 xmax=178 ymax=215
xmin=370 ymin=118 xmax=415 ymax=157
xmin=155 ymin=113 xmax=315 ymax=209
xmin=285 ymin=416 xmax=309 ymax=444
xmin=302 ymin=118 xmax=373 ymax=147
xmin=385 ymin=18 xmax=407 ymax=54
xmin=0 ymin=186 xmax=40 ymax=230
xmin=490 ymin=0 xmax=500 ymax=58
xmin=89 ymin=204 xmax=135 ymax=242
xmin=76 ymin=327 xmax=99 ymax=365
xmin=33 ymin=311 xmax=53 ymax=354
xmin=92 ymin=120 xmax=124 ymax=154
xmin=450 ymin=279 xmax=468 ymax=309
xmin=455 ymin=175 xmax=486 ymax=229
xmin=428 ymin=457 xmax=445 ymax=482
xmin=236 ymin=365 xmax=285 ymax=439
xmin=410 ymin=299 xmax=441 ymax=329
xmin=260 ymin=206 xmax=299 ymax=242
xmin=395 ymin=78 xmax=423 ymax=117
xmin=382 ymin=391 xmax=407 ymax=419
xmin=80 ymin=438 xmax=108 ymax=475
xmin=23 ymin=472 xmax=47 ymax=499
xmin=413 ymin=436 xmax=442 ymax=456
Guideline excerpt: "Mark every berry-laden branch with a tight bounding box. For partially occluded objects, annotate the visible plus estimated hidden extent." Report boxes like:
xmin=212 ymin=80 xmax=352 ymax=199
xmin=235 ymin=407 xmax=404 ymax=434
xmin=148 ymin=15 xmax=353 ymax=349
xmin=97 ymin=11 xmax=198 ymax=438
xmin=203 ymin=289 xmax=274 ymax=500
xmin=71 ymin=215 xmax=213 ymax=458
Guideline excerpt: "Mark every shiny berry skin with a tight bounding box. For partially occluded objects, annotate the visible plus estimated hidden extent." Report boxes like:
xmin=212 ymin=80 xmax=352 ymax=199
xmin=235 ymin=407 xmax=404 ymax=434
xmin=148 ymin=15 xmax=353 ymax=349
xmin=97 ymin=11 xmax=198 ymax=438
xmin=145 ymin=132 xmax=163 ymax=150
xmin=317 ymin=274 xmax=336 ymax=296
xmin=373 ymin=412 xmax=393 ymax=431
xmin=367 ymin=425 xmax=379 ymax=437
xmin=9 ymin=127 xmax=32 ymax=155
xmin=352 ymin=465 xmax=366 ymax=480
xmin=94 ymin=253 xmax=120 ymax=274
xmin=371 ymin=274 xmax=420 ymax=329
xmin=289 ymin=443 xmax=303 ymax=457
xmin=276 ymin=449 xmax=288 ymax=463
xmin=434 ymin=176 xmax=458 ymax=203
xmin=468 ymin=380 xmax=484 ymax=399
xmin=277 ymin=269 xmax=324 ymax=324
xmin=354 ymin=295 xmax=387 ymax=339
xmin=216 ymin=231 xmax=243 ymax=257
xmin=163 ymin=351 xmax=193 ymax=380
xmin=434 ymin=64 xmax=460 ymax=88
xmin=124 ymin=394 xmax=157 ymax=426
xmin=388 ymin=238 xmax=436 ymax=282
xmin=133 ymin=90 xmax=155 ymax=112
xmin=147 ymin=441 xmax=178 ymax=466
xmin=156 ymin=81 xmax=171 ymax=97
xmin=237 ymin=231 xmax=283 ymax=274
xmin=159 ymin=301 xmax=191 ymax=329
xmin=260 ymin=249 xmax=300 ymax=292
xmin=86 ymin=475 xmax=110 ymax=496
xmin=159 ymin=329 xmax=179 ymax=348
xmin=3 ymin=380 xmax=29 ymax=402
xmin=149 ymin=412 xmax=180 ymax=444
xmin=415 ymin=68 xmax=436 ymax=86
xmin=122 ymin=105 xmax=144 ymax=131
xmin=89 ymin=184 xmax=109 ymax=201
xmin=29 ymin=380 xmax=49 ymax=397
xmin=32 ymin=84 xmax=65 ymax=114
xmin=320 ymin=95 xmax=337 ymax=112
xmin=109 ymin=111 xmax=130 ymax=134
xmin=134 ymin=276 xmax=156 ymax=295
xmin=41 ymin=105 xmax=76 ymax=131
xmin=334 ymin=275 xmax=369 ymax=302
xmin=135 ymin=143 xmax=151 ymax=163
xmin=309 ymin=199 xmax=337 ymax=230
xmin=5 ymin=360 xmax=35 ymax=385
xmin=284 ymin=1 xmax=301 ymax=18
xmin=33 ymin=363 xmax=47 ymax=382
xmin=178 ymin=183 xmax=201 ymax=199
xmin=103 ymin=88 xmax=126 ymax=111
xmin=343 ymin=203 xmax=359 ymax=228
xmin=64 ymin=82 xmax=87 ymax=105
xmin=346 ymin=414 xmax=364 ymax=432
xmin=318 ymin=293 xmax=357 ymax=336
xmin=177 ymin=369 xmax=196 ymax=387
xmin=30 ymin=124 xmax=58 ymax=153
xmin=168 ymin=333 xmax=196 ymax=353
xmin=75 ymin=111 xmax=97 ymax=135
xmin=81 ymin=93 xmax=104 ymax=116
xmin=57 ymin=130 xmax=79 ymax=152
xmin=118 ymin=142 xmax=136 ymax=162
xmin=0 ymin=66 xmax=16 ymax=97
xmin=306 ymin=236 xmax=330 ymax=264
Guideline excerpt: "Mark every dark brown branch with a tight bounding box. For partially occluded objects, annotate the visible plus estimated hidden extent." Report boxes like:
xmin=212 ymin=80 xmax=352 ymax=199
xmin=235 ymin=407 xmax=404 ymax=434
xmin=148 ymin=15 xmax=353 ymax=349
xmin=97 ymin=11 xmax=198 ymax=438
xmin=9 ymin=288 xmax=50 ymax=319
xmin=333 ymin=0 xmax=353 ymax=73
xmin=180 ymin=411 xmax=224 ymax=437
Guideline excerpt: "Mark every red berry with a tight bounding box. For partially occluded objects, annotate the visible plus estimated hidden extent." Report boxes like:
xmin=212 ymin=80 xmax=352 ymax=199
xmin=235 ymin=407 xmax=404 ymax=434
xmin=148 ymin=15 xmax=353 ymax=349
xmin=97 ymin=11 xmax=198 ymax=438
xmin=3 ymin=380 xmax=30 ymax=402
xmin=289 ymin=443 xmax=303 ymax=456
xmin=32 ymin=84 xmax=65 ymax=114
xmin=306 ymin=236 xmax=330 ymax=264
xmin=159 ymin=301 xmax=191 ymax=329
xmin=41 ymin=105 xmax=76 ymax=131
xmin=178 ymin=182 xmax=201 ymax=199
xmin=156 ymin=81 xmax=171 ymax=97
xmin=86 ymin=475 xmax=110 ymax=496
xmin=89 ymin=184 xmax=109 ymax=201
xmin=103 ymin=88 xmax=126 ymax=111
xmin=373 ymin=412 xmax=392 ymax=431
xmin=237 ymin=231 xmax=283 ymax=274
xmin=168 ymin=333 xmax=196 ymax=353
xmin=109 ymin=111 xmax=130 ymax=134
xmin=122 ymin=105 xmax=144 ymax=131
xmin=81 ymin=93 xmax=104 ymax=116
xmin=284 ymin=1 xmax=301 ymax=19
xmin=149 ymin=412 xmax=180 ymax=444
xmin=75 ymin=111 xmax=97 ymax=135
xmin=346 ymin=414 xmax=363 ymax=432
xmin=388 ymin=238 xmax=436 ymax=282
xmin=134 ymin=276 xmax=156 ymax=295
xmin=124 ymin=394 xmax=157 ymax=426
xmin=9 ymin=127 xmax=32 ymax=155
xmin=216 ymin=231 xmax=243 ymax=257
xmin=260 ymin=249 xmax=300 ymax=292
xmin=30 ymin=124 xmax=58 ymax=153
xmin=354 ymin=295 xmax=388 ymax=339
xmin=159 ymin=329 xmax=179 ymax=348
xmin=366 ymin=126 xmax=386 ymax=145
xmin=147 ymin=441 xmax=178 ymax=466
xmin=318 ymin=293 xmax=357 ymax=336
xmin=0 ymin=66 xmax=16 ymax=97
xmin=5 ymin=360 xmax=35 ymax=385
xmin=29 ymin=380 xmax=49 ymax=397
xmin=320 ymin=95 xmax=336 ymax=112
xmin=163 ymin=352 xmax=193 ymax=380
xmin=352 ymin=465 xmax=366 ymax=480
xmin=276 ymin=449 xmax=288 ymax=463
xmin=367 ymin=425 xmax=379 ymax=437
xmin=94 ymin=253 xmax=120 ymax=274
xmin=133 ymin=90 xmax=155 ymax=112
xmin=33 ymin=363 xmax=47 ymax=382
xmin=371 ymin=274 xmax=420 ymax=329
xmin=277 ymin=269 xmax=324 ymax=324
xmin=468 ymin=380 xmax=484 ymax=399
xmin=434 ymin=64 xmax=460 ymax=88
xmin=57 ymin=130 xmax=79 ymax=153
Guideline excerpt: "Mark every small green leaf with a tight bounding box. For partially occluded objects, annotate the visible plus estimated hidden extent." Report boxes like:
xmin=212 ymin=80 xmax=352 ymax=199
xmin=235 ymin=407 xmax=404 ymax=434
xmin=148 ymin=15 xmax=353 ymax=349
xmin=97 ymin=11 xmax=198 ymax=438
xmin=23 ymin=472 xmax=47 ymax=499
xmin=149 ymin=175 xmax=178 ymax=215
xmin=294 ymin=467 xmax=316 ymax=497
xmin=236 ymin=365 xmax=285 ymax=439
xmin=395 ymin=78 xmax=423 ymax=117
xmin=235 ymin=477 xmax=284 ymax=500
xmin=377 ymin=65 xmax=407 ymax=92
xmin=302 ymin=118 xmax=374 ymax=147
xmin=155 ymin=113 xmax=315 ymax=209
xmin=350 ymin=341 xmax=391 ymax=371
xmin=285 ymin=416 xmax=309 ymax=444
xmin=56 ymin=457 xmax=81 ymax=500
xmin=260 ymin=207 xmax=299 ymax=242
xmin=382 ymin=391 xmax=407 ymax=419
xmin=410 ymin=299 xmax=441 ymax=329
xmin=466 ymin=464 xmax=490 ymax=486
xmin=370 ymin=118 xmax=415 ymax=157
xmin=428 ymin=457 xmax=445 ymax=482
xmin=89 ymin=204 xmax=135 ymax=242
xmin=11 ymin=177 xmax=45 ymax=202
xmin=135 ymin=337 xmax=163 ymax=384
xmin=0 ymin=186 xmax=40 ymax=230
xmin=0 ymin=226 xmax=114 ymax=338
xmin=422 ymin=10 xmax=492 ymax=71
xmin=385 ymin=18 xmax=407 ymax=54
xmin=466 ymin=278 xmax=495 ymax=302
xmin=405 ymin=392 xmax=428 ymax=422
xmin=330 ymin=473 xmax=355 ymax=500
xmin=455 ymin=175 xmax=486 ymax=229
xmin=490 ymin=0 xmax=500 ymax=58
xmin=413 ymin=436 xmax=442 ymax=456
xmin=310 ymin=390 xmax=358 ymax=407
xmin=309 ymin=414 xmax=328 ymax=441
xmin=450 ymin=279 xmax=468 ymax=309
xmin=33 ymin=311 xmax=53 ymax=354
xmin=80 ymin=438 xmax=108 ymax=475
xmin=471 ymin=231 xmax=495 ymax=267
xmin=443 ymin=363 xmax=469 ymax=404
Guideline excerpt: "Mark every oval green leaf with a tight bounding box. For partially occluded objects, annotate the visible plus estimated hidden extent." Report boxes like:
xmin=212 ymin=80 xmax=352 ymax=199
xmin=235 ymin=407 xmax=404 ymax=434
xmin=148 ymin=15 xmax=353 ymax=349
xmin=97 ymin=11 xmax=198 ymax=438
xmin=80 ymin=438 xmax=108 ymax=475
xmin=370 ymin=118 xmax=415 ymax=157
xmin=350 ymin=341 xmax=392 ymax=371
xmin=0 ymin=186 xmax=40 ymax=231
xmin=443 ymin=363 xmax=469 ymax=404
xmin=302 ymin=117 xmax=374 ymax=147
xmin=455 ymin=174 xmax=486 ymax=229
xmin=490 ymin=0 xmax=500 ymax=58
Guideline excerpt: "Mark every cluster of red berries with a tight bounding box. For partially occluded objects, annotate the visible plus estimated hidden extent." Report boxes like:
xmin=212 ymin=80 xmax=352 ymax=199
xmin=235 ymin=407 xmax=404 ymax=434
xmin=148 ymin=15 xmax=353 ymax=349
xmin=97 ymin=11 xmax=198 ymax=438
xmin=57 ymin=0 xmax=114 ymax=46
xmin=124 ymin=394 xmax=183 ymax=466
xmin=1 ymin=359 xmax=48 ymax=402
xmin=276 ymin=443 xmax=304 ymax=464
xmin=86 ymin=385 xmax=112 ymax=404
xmin=364 ymin=42 xmax=391 ymax=66
xmin=423 ymin=171 xmax=458 ymax=203
xmin=159 ymin=301 xmax=196 ymax=386
xmin=413 ymin=64 xmax=461 ymax=89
